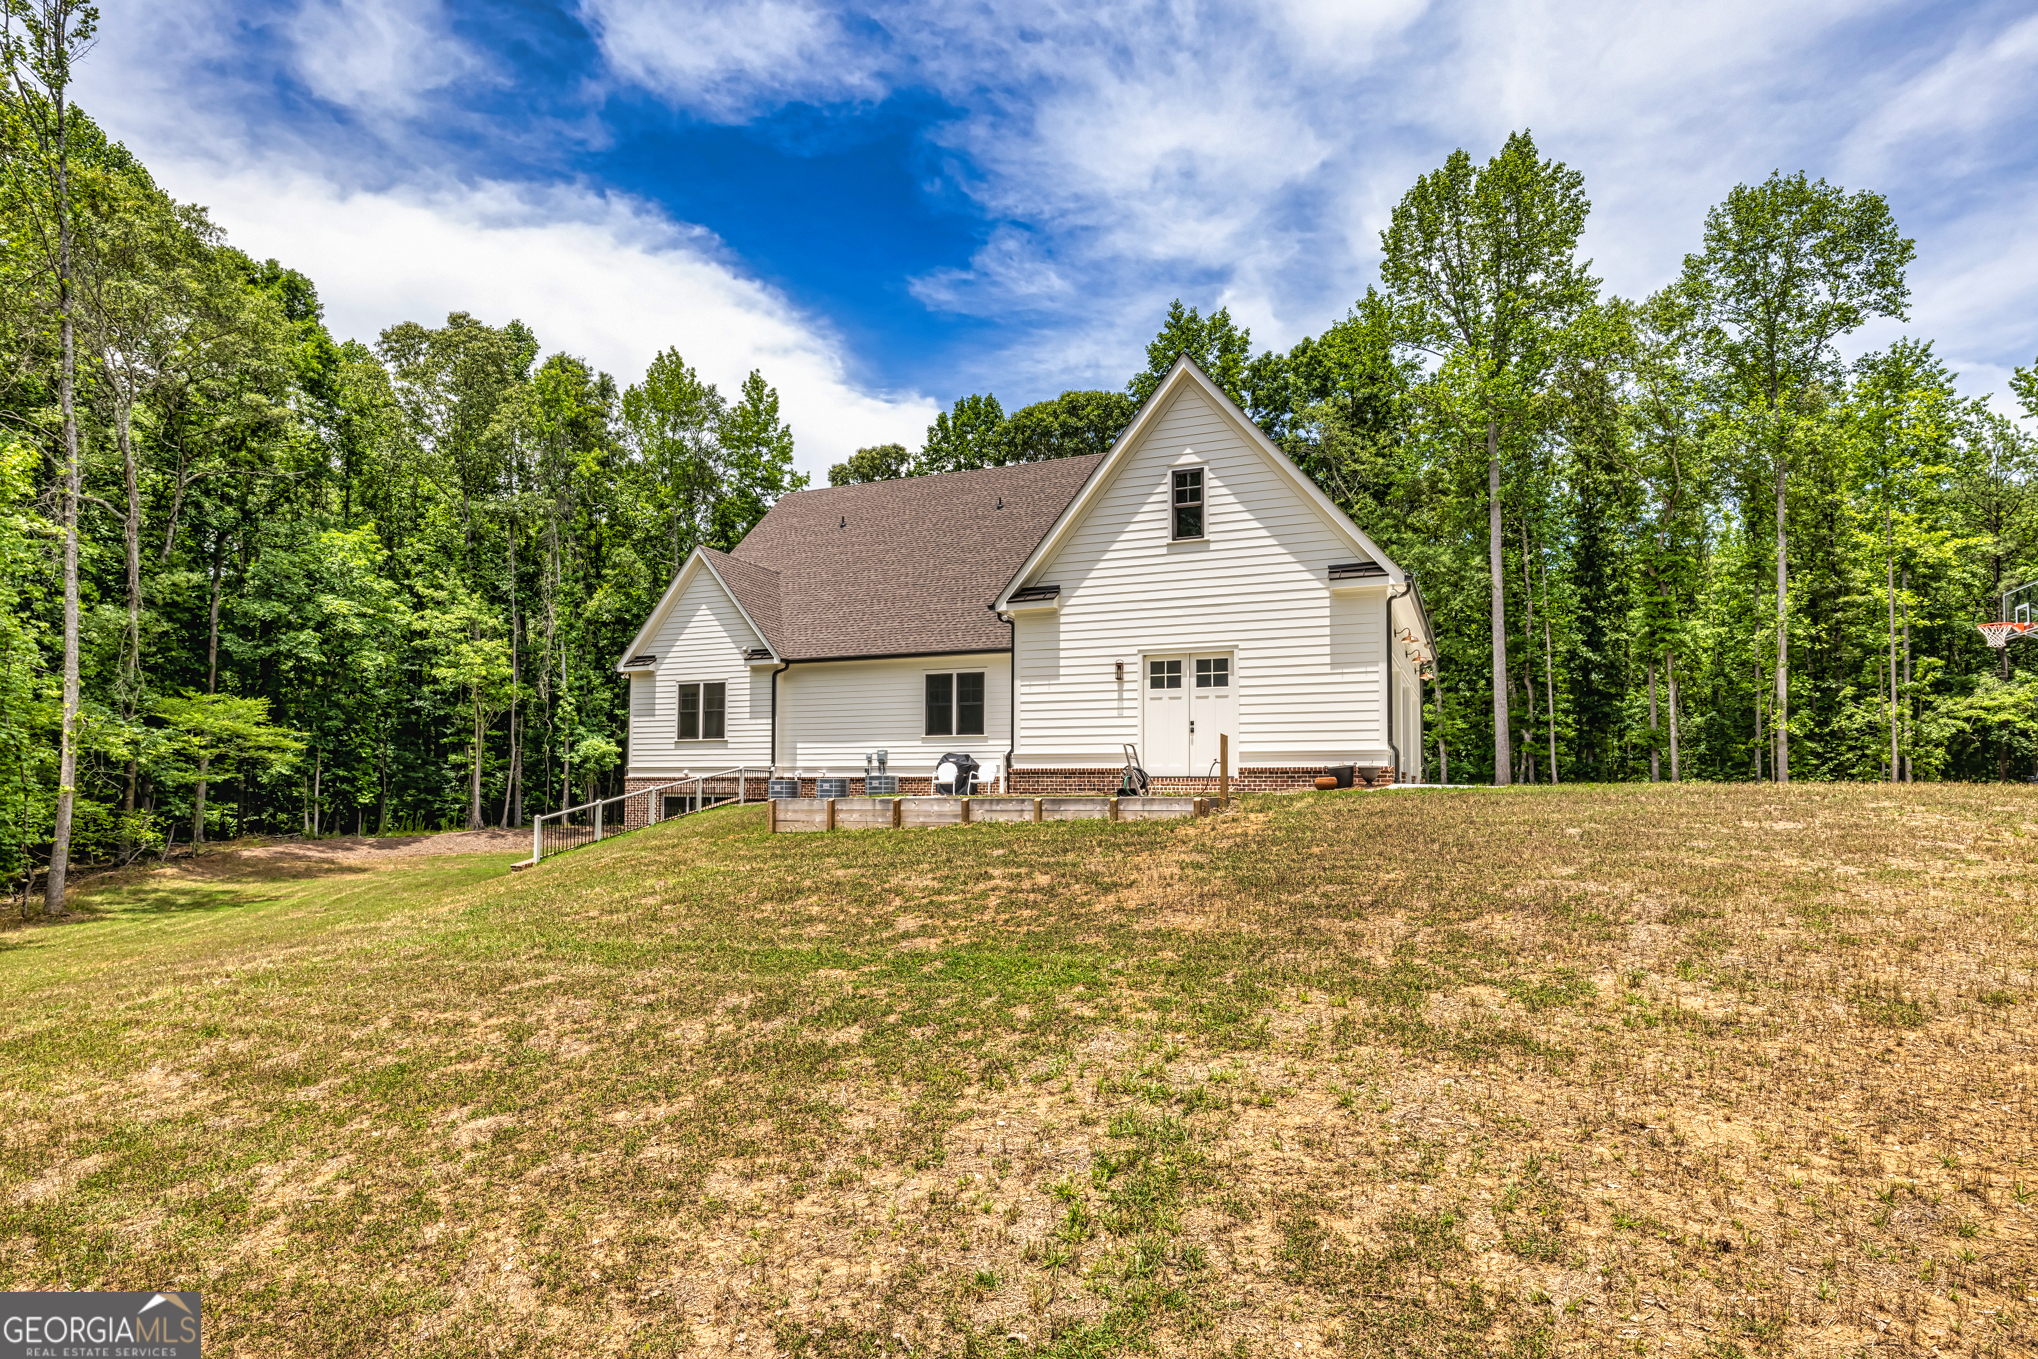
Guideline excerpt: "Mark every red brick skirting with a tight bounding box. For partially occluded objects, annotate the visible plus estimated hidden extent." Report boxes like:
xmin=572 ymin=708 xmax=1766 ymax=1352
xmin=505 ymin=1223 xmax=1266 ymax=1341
xmin=620 ymin=773 xmax=1010 ymax=827
xmin=1008 ymin=766 xmax=1397 ymax=795
xmin=620 ymin=774 xmax=775 ymax=829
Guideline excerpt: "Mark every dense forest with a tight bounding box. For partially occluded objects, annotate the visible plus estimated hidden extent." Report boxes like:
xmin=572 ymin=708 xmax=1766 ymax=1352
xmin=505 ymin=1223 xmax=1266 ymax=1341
xmin=4 ymin=7 xmax=2037 ymax=915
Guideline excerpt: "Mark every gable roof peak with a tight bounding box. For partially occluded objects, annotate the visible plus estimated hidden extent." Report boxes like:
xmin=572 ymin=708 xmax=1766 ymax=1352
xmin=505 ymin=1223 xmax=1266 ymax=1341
xmin=991 ymin=353 xmax=1408 ymax=606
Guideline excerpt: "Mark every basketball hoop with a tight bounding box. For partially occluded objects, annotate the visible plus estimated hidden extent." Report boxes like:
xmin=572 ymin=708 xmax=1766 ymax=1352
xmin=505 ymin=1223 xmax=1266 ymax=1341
xmin=1981 ymin=580 xmax=2038 ymax=649
xmin=1977 ymin=621 xmax=2032 ymax=649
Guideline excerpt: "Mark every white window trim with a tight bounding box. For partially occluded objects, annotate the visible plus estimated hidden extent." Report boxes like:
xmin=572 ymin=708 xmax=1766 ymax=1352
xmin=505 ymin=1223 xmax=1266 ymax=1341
xmin=923 ymin=668 xmax=989 ymax=739
xmin=674 ymin=679 xmax=728 ymax=743
xmin=1168 ymin=462 xmax=1208 ymax=542
xmin=1140 ymin=650 xmax=1238 ymax=692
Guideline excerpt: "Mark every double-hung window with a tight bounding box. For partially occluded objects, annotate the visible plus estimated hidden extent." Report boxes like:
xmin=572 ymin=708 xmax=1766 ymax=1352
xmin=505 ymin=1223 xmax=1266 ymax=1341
xmin=925 ymin=671 xmax=986 ymax=736
xmin=677 ymin=681 xmax=726 ymax=741
xmin=1172 ymin=468 xmax=1205 ymax=539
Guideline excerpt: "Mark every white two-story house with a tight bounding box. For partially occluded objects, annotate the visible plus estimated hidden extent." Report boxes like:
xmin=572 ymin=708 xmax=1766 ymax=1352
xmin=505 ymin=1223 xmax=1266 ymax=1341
xmin=616 ymin=356 xmax=1436 ymax=798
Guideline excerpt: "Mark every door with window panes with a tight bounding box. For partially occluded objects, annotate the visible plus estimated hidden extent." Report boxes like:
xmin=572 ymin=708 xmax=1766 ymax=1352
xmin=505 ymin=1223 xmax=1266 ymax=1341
xmin=1142 ymin=653 xmax=1233 ymax=777
xmin=1188 ymin=655 xmax=1234 ymax=777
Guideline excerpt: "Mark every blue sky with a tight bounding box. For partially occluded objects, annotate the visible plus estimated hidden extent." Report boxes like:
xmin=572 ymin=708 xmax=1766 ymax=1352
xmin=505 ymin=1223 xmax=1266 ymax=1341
xmin=80 ymin=0 xmax=2038 ymax=476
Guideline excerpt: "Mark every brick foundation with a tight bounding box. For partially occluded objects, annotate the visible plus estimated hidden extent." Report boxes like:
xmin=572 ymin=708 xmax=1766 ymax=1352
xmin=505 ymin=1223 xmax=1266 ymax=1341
xmin=779 ymin=775 xmax=1003 ymax=798
xmin=1009 ymin=765 xmax=1397 ymax=795
xmin=620 ymin=773 xmax=1008 ymax=827
xmin=621 ymin=774 xmax=775 ymax=829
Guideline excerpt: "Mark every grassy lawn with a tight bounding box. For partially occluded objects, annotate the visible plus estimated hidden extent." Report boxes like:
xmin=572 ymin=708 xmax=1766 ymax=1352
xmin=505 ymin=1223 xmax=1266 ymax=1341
xmin=3 ymin=785 xmax=2036 ymax=1358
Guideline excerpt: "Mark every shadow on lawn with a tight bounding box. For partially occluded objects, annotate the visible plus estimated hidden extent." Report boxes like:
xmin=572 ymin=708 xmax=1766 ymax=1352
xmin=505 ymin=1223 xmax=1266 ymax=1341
xmin=96 ymin=883 xmax=289 ymax=916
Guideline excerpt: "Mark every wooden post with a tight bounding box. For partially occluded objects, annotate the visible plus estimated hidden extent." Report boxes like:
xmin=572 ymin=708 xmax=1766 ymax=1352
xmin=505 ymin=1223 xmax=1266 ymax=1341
xmin=891 ymin=798 xmax=902 ymax=829
xmin=825 ymin=798 xmax=836 ymax=832
xmin=1108 ymin=797 xmax=1120 ymax=822
xmin=1033 ymin=798 xmax=1043 ymax=822
xmin=768 ymin=799 xmax=777 ymax=834
xmin=1194 ymin=797 xmax=1207 ymax=818
xmin=961 ymin=798 xmax=973 ymax=825
xmin=1220 ymin=733 xmax=1229 ymax=809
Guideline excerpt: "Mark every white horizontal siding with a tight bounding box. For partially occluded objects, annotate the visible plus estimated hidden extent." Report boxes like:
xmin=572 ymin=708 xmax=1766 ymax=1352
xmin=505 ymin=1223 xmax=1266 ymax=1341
xmin=780 ymin=653 xmax=1010 ymax=777
xmin=1014 ymin=385 xmax=1390 ymax=767
xmin=628 ymin=566 xmax=773 ymax=777
xmin=1389 ymin=589 xmax=1423 ymax=778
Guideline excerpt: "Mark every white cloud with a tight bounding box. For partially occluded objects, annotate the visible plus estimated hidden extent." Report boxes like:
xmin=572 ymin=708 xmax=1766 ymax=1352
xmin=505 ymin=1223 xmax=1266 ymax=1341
xmin=289 ymin=0 xmax=486 ymax=114
xmin=73 ymin=0 xmax=939 ymax=476
xmin=75 ymin=0 xmax=2038 ymax=420
xmin=145 ymin=159 xmax=939 ymax=477
xmin=1842 ymin=12 xmax=2038 ymax=178
xmin=580 ymin=0 xmax=2038 ymax=418
xmin=576 ymin=0 xmax=887 ymax=120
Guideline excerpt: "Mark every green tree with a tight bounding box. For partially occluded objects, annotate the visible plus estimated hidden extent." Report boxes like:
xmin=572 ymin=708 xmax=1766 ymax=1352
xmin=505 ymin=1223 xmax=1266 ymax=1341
xmin=620 ymin=347 xmax=723 ymax=575
xmin=711 ymin=369 xmax=804 ymax=548
xmin=414 ymin=573 xmax=513 ymax=830
xmin=3 ymin=0 xmax=98 ymax=911
xmin=829 ymin=441 xmax=912 ymax=485
xmin=1678 ymin=170 xmax=1913 ymax=781
xmin=1379 ymin=130 xmax=1597 ymax=785
xmin=916 ymin=393 xmax=1006 ymax=475
xmin=1846 ymin=340 xmax=1965 ymax=781
xmin=1003 ymin=390 xmax=1134 ymax=461
xmin=1128 ymin=300 xmax=1254 ymax=409
xmin=377 ymin=311 xmax=536 ymax=557
xmin=151 ymin=692 xmax=301 ymax=840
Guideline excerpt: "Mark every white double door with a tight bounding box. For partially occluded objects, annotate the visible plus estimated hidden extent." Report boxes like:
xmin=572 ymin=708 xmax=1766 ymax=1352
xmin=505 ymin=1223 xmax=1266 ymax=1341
xmin=1141 ymin=652 xmax=1235 ymax=777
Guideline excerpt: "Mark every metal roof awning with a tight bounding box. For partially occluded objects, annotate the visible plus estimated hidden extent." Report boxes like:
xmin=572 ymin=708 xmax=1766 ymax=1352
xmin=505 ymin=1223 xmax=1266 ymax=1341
xmin=1328 ymin=561 xmax=1387 ymax=592
xmin=1007 ymin=583 xmax=1062 ymax=611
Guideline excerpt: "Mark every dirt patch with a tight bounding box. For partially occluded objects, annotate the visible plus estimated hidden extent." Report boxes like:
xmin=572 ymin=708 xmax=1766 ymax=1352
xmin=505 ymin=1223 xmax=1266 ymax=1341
xmin=54 ymin=828 xmax=529 ymax=901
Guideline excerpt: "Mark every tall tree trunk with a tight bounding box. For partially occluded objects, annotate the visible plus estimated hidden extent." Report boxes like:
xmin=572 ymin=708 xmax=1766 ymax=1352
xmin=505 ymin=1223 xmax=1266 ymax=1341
xmin=1887 ymin=507 xmax=1898 ymax=783
xmin=1487 ymin=423 xmax=1510 ymax=785
xmin=1901 ymin=569 xmax=1913 ymax=783
xmin=1773 ymin=451 xmax=1789 ymax=783
xmin=192 ymin=545 xmax=223 ymax=842
xmin=1667 ymin=652 xmax=1680 ymax=783
xmin=469 ymin=690 xmax=485 ymax=830
xmin=1647 ymin=660 xmax=1660 ymax=783
xmin=1753 ymin=661 xmax=1763 ymax=781
xmin=1520 ymin=520 xmax=1535 ymax=785
xmin=46 ymin=243 xmax=80 ymax=914
xmin=504 ymin=530 xmax=522 ymax=828
xmin=115 ymin=405 xmax=142 ymax=857
xmin=1544 ymin=612 xmax=1557 ymax=784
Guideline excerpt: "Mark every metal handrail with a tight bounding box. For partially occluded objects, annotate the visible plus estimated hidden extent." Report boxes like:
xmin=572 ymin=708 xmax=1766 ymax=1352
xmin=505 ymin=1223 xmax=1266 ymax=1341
xmin=528 ymin=766 xmax=754 ymax=863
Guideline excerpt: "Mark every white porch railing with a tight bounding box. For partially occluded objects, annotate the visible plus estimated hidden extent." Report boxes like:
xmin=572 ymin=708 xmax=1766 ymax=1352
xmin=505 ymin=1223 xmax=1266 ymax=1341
xmin=528 ymin=767 xmax=757 ymax=864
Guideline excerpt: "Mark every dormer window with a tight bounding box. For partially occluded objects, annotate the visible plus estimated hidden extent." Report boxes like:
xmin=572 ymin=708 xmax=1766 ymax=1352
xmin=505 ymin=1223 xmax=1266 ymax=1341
xmin=1172 ymin=468 xmax=1204 ymax=539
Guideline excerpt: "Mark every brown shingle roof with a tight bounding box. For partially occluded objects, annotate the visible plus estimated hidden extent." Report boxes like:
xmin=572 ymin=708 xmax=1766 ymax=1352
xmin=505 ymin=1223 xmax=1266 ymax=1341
xmin=698 ymin=547 xmax=782 ymax=647
xmin=727 ymin=455 xmax=1103 ymax=660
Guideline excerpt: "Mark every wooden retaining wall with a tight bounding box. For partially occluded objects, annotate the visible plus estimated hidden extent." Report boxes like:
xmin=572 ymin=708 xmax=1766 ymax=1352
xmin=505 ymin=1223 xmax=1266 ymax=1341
xmin=767 ymin=795 xmax=1211 ymax=834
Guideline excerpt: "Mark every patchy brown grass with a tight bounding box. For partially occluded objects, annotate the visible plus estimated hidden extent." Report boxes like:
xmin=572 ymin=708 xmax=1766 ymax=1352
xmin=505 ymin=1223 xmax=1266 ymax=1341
xmin=2 ymin=784 xmax=2036 ymax=1358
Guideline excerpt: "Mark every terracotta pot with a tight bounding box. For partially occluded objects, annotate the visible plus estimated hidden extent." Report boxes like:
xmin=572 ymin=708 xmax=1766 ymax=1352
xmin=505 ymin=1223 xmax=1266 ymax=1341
xmin=1313 ymin=776 xmax=1339 ymax=791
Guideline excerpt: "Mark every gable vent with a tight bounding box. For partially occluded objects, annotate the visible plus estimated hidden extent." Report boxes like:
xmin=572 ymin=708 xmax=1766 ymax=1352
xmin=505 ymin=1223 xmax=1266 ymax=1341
xmin=1327 ymin=561 xmax=1387 ymax=581
xmin=1009 ymin=584 xmax=1061 ymax=604
xmin=625 ymin=653 xmax=657 ymax=667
